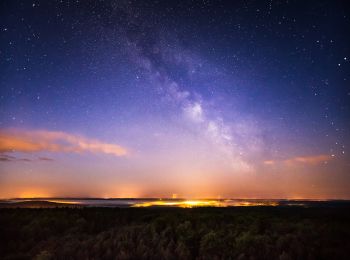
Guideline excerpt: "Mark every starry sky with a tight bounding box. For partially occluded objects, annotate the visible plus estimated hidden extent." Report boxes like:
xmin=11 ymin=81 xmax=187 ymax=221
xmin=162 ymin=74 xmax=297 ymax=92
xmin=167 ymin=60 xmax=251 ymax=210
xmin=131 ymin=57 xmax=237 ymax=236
xmin=0 ymin=0 xmax=349 ymax=199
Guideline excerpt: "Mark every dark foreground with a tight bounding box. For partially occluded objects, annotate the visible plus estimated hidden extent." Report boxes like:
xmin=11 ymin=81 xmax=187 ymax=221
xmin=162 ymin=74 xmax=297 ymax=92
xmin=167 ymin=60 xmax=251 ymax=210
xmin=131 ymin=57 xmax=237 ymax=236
xmin=1 ymin=206 xmax=350 ymax=260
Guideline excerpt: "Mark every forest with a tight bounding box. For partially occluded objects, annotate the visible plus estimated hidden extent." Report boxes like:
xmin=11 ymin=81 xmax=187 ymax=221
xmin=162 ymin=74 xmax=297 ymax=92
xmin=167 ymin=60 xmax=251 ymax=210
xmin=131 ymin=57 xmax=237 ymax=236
xmin=1 ymin=206 xmax=350 ymax=260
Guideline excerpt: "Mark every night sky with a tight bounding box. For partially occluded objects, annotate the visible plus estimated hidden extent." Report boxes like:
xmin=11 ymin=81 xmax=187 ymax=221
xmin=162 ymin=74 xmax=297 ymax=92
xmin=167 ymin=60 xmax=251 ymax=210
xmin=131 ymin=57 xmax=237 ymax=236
xmin=0 ymin=0 xmax=349 ymax=199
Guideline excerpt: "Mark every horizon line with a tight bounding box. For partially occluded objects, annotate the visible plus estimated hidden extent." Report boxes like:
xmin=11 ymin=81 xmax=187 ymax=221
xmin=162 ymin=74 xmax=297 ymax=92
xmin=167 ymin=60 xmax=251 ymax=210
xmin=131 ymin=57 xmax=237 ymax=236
xmin=2 ymin=197 xmax=350 ymax=201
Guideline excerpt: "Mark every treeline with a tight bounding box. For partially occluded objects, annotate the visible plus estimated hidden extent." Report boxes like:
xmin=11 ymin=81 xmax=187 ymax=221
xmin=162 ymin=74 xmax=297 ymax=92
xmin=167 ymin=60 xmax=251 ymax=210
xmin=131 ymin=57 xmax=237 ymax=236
xmin=0 ymin=207 xmax=350 ymax=259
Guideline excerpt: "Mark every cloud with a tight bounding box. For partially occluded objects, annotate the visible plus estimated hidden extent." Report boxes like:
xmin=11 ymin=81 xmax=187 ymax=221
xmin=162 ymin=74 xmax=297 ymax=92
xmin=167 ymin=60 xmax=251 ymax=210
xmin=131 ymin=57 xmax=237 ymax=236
xmin=38 ymin=157 xmax=55 ymax=162
xmin=0 ymin=154 xmax=32 ymax=162
xmin=264 ymin=154 xmax=332 ymax=166
xmin=0 ymin=154 xmax=17 ymax=162
xmin=0 ymin=128 xmax=128 ymax=157
xmin=284 ymin=155 xmax=332 ymax=165
xmin=0 ymin=154 xmax=55 ymax=163
xmin=263 ymin=160 xmax=275 ymax=165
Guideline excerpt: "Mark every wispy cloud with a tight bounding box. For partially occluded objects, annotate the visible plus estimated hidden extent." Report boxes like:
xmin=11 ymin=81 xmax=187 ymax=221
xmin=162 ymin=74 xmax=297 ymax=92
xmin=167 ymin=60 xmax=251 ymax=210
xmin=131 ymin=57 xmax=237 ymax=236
xmin=0 ymin=154 xmax=32 ymax=162
xmin=263 ymin=160 xmax=275 ymax=165
xmin=284 ymin=155 xmax=332 ymax=165
xmin=0 ymin=128 xmax=128 ymax=157
xmin=0 ymin=154 xmax=55 ymax=163
xmin=0 ymin=154 xmax=17 ymax=162
xmin=38 ymin=157 xmax=55 ymax=162
xmin=264 ymin=154 xmax=332 ymax=166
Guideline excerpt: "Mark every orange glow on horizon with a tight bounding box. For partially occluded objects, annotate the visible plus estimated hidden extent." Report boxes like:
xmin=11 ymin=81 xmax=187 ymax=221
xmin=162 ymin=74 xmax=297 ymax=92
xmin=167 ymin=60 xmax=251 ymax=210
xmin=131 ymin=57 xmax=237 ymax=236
xmin=132 ymin=199 xmax=279 ymax=208
xmin=18 ymin=190 xmax=51 ymax=199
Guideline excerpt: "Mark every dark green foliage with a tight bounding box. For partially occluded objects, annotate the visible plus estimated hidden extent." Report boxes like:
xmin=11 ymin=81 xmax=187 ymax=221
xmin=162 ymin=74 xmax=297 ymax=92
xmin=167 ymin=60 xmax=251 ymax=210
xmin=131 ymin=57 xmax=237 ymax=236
xmin=0 ymin=207 xmax=349 ymax=259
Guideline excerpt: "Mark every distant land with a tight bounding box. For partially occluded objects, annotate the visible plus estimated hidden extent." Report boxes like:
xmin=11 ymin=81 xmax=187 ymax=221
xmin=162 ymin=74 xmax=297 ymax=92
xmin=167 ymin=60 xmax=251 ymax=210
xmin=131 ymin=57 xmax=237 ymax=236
xmin=1 ymin=198 xmax=350 ymax=208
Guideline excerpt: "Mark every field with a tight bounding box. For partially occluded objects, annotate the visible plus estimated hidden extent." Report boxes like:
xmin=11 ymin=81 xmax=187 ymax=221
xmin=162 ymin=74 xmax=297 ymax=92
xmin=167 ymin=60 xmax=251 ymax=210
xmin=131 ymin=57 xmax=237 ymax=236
xmin=1 ymin=205 xmax=350 ymax=259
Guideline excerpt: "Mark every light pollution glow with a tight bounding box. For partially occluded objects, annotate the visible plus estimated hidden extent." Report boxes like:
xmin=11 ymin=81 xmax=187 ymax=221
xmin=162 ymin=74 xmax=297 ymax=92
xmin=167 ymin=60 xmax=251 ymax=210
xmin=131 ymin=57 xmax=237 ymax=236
xmin=1 ymin=126 xmax=346 ymax=199
xmin=7 ymin=198 xmax=282 ymax=208
xmin=132 ymin=200 xmax=279 ymax=208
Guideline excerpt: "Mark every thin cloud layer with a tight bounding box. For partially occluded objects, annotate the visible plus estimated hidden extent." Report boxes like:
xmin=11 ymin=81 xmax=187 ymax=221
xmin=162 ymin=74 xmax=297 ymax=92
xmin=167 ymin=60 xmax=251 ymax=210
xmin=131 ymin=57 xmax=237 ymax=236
xmin=0 ymin=128 xmax=128 ymax=157
xmin=0 ymin=154 xmax=55 ymax=163
xmin=264 ymin=154 xmax=332 ymax=166
xmin=284 ymin=155 xmax=332 ymax=165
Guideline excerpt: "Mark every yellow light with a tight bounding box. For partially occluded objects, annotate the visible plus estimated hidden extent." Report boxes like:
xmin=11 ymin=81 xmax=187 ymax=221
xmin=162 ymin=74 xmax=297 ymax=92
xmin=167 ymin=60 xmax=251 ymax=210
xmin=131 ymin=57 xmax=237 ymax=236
xmin=132 ymin=199 xmax=225 ymax=208
xmin=132 ymin=199 xmax=279 ymax=208
xmin=47 ymin=200 xmax=82 ymax=205
xmin=180 ymin=200 xmax=223 ymax=208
